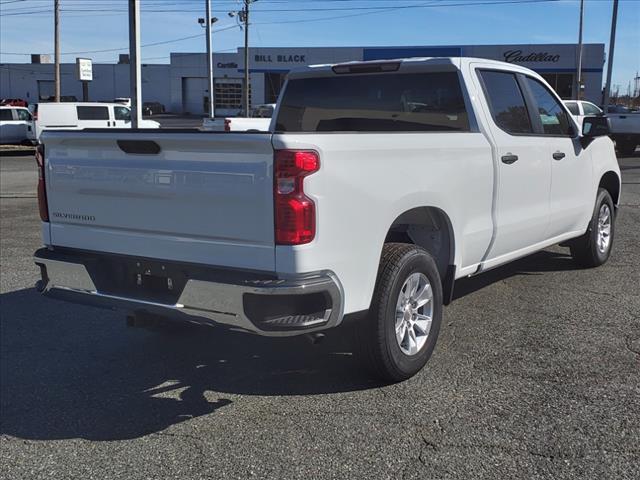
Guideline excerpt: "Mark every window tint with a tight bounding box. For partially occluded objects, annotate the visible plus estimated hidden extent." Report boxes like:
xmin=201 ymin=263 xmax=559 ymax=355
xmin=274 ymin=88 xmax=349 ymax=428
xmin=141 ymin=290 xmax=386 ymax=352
xmin=276 ymin=72 xmax=469 ymax=132
xmin=565 ymin=102 xmax=579 ymax=115
xmin=114 ymin=106 xmax=131 ymax=121
xmin=0 ymin=110 xmax=12 ymax=121
xmin=526 ymin=77 xmax=573 ymax=136
xmin=479 ymin=70 xmax=532 ymax=134
xmin=582 ymin=102 xmax=602 ymax=116
xmin=16 ymin=109 xmax=31 ymax=121
xmin=77 ymin=106 xmax=109 ymax=120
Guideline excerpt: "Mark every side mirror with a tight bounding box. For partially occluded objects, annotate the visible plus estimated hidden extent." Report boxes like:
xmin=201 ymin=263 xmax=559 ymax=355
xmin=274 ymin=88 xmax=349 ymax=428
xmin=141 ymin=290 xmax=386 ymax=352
xmin=580 ymin=116 xmax=610 ymax=148
xmin=582 ymin=116 xmax=610 ymax=137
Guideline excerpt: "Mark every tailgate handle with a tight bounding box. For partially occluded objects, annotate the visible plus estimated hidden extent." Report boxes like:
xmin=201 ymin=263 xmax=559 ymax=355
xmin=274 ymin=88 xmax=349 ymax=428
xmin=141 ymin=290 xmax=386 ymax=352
xmin=117 ymin=140 xmax=161 ymax=155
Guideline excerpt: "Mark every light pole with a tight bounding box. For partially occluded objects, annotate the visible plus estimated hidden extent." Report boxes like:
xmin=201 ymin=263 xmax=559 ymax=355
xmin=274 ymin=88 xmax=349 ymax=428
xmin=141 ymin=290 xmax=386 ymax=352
xmin=229 ymin=1 xmax=256 ymax=116
xmin=128 ymin=0 xmax=142 ymax=128
xmin=198 ymin=4 xmax=218 ymax=119
xmin=54 ymin=0 xmax=60 ymax=102
xmin=576 ymin=0 xmax=584 ymax=100
xmin=603 ymin=0 xmax=619 ymax=110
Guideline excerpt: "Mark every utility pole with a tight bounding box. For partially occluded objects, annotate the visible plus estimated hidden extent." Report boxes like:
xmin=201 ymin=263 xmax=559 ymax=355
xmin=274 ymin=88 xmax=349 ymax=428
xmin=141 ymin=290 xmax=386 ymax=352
xmin=243 ymin=0 xmax=250 ymax=116
xmin=603 ymin=0 xmax=619 ymax=110
xmin=575 ymin=0 xmax=584 ymax=100
xmin=54 ymin=0 xmax=60 ymax=102
xmin=128 ymin=0 xmax=142 ymax=128
xmin=206 ymin=0 xmax=215 ymax=119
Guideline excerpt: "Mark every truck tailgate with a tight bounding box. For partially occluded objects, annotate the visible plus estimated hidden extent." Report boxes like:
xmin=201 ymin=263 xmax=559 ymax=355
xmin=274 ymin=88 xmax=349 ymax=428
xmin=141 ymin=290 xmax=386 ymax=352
xmin=43 ymin=131 xmax=276 ymax=271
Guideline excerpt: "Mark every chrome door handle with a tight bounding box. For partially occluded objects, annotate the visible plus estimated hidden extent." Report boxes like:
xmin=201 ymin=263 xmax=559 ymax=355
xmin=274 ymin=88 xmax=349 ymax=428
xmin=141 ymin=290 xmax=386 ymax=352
xmin=553 ymin=151 xmax=566 ymax=160
xmin=501 ymin=154 xmax=518 ymax=164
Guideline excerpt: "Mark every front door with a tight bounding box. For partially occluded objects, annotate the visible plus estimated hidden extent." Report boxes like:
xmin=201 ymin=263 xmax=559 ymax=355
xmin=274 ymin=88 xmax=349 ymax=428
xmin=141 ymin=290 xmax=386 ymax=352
xmin=524 ymin=76 xmax=593 ymax=237
xmin=473 ymin=67 xmax=552 ymax=261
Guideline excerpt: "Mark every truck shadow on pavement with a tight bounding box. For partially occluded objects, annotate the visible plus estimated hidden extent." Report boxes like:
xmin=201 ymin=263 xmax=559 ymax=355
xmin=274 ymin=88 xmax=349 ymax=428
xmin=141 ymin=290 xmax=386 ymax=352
xmin=1 ymin=249 xmax=575 ymax=442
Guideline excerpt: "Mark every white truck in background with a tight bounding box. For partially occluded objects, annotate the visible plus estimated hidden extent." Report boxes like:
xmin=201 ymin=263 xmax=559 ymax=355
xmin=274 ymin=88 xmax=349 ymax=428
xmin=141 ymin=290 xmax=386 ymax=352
xmin=33 ymin=102 xmax=160 ymax=142
xmin=202 ymin=103 xmax=275 ymax=132
xmin=34 ymin=58 xmax=620 ymax=382
xmin=564 ymin=100 xmax=639 ymax=156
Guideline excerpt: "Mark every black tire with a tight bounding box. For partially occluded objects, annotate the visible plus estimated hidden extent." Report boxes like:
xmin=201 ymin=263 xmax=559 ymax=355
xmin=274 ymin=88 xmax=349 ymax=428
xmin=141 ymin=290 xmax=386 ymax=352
xmin=358 ymin=243 xmax=443 ymax=382
xmin=616 ymin=142 xmax=637 ymax=157
xmin=570 ymin=188 xmax=615 ymax=268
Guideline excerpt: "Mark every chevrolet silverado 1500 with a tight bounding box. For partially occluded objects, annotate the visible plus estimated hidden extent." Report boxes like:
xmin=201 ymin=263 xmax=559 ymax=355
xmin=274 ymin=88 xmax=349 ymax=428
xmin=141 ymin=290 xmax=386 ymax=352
xmin=34 ymin=58 xmax=621 ymax=381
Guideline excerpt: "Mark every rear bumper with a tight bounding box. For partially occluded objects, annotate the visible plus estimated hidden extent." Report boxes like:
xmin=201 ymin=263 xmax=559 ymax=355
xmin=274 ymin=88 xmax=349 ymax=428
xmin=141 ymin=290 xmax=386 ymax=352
xmin=34 ymin=248 xmax=344 ymax=337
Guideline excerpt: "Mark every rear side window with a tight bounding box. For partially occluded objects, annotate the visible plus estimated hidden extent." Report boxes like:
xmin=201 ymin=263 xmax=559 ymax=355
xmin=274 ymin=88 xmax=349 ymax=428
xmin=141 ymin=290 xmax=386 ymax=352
xmin=276 ymin=72 xmax=469 ymax=132
xmin=479 ymin=70 xmax=532 ymax=134
xmin=525 ymin=77 xmax=573 ymax=136
xmin=0 ymin=110 xmax=12 ymax=121
xmin=565 ymin=102 xmax=579 ymax=115
xmin=77 ymin=106 xmax=109 ymax=120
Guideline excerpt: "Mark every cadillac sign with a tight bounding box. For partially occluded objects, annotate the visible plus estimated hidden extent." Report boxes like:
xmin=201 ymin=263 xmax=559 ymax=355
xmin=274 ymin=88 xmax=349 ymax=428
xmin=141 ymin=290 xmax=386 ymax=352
xmin=503 ymin=50 xmax=560 ymax=64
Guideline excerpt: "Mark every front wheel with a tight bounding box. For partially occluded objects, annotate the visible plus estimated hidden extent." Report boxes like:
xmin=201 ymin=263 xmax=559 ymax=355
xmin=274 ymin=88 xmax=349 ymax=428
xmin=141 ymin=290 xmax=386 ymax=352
xmin=570 ymin=188 xmax=615 ymax=268
xmin=358 ymin=243 xmax=443 ymax=382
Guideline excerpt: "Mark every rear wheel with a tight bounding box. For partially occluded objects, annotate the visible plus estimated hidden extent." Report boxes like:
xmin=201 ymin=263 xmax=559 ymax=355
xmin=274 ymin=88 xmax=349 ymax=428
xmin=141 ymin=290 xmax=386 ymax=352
xmin=358 ymin=243 xmax=443 ymax=382
xmin=570 ymin=188 xmax=615 ymax=268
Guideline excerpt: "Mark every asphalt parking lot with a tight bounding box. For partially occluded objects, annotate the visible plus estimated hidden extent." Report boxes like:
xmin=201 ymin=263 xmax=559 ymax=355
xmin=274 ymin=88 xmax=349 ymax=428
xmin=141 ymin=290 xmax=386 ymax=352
xmin=1 ymin=149 xmax=639 ymax=479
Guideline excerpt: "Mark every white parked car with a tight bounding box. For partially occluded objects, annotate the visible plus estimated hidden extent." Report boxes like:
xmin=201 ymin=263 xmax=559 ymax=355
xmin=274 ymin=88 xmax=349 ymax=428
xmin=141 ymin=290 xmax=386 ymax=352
xmin=564 ymin=100 xmax=639 ymax=156
xmin=202 ymin=103 xmax=276 ymax=132
xmin=34 ymin=102 xmax=160 ymax=141
xmin=0 ymin=106 xmax=36 ymax=144
xmin=33 ymin=58 xmax=620 ymax=382
xmin=563 ymin=100 xmax=603 ymax=129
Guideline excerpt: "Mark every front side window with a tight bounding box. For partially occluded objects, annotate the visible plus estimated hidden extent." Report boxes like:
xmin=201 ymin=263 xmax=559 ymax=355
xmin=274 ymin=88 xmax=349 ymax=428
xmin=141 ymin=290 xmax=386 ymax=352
xmin=114 ymin=106 xmax=131 ymax=121
xmin=525 ymin=77 xmax=573 ymax=136
xmin=276 ymin=71 xmax=469 ymax=132
xmin=77 ymin=106 xmax=109 ymax=120
xmin=16 ymin=109 xmax=31 ymax=121
xmin=479 ymin=70 xmax=532 ymax=135
xmin=565 ymin=102 xmax=579 ymax=116
xmin=582 ymin=102 xmax=602 ymax=116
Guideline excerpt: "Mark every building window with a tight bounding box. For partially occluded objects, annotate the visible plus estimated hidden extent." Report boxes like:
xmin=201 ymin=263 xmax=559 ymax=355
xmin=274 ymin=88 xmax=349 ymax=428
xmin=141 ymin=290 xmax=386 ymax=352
xmin=540 ymin=73 xmax=574 ymax=99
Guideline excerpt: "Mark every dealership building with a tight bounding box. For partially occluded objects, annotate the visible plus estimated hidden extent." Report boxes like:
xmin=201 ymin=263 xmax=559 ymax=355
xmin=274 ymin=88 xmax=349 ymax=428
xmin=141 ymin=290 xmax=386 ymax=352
xmin=1 ymin=43 xmax=605 ymax=115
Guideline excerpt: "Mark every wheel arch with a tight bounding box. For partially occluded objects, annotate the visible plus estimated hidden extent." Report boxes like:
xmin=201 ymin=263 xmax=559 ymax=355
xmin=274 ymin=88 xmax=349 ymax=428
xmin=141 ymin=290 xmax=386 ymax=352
xmin=599 ymin=171 xmax=621 ymax=207
xmin=382 ymin=206 xmax=456 ymax=304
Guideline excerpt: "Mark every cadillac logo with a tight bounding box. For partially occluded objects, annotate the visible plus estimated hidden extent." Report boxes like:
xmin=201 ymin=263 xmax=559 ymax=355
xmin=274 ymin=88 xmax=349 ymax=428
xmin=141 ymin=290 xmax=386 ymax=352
xmin=503 ymin=49 xmax=560 ymax=63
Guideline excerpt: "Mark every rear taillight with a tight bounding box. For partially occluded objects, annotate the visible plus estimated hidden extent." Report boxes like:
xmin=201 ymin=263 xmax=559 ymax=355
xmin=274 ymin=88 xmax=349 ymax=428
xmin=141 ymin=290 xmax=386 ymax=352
xmin=35 ymin=144 xmax=49 ymax=222
xmin=274 ymin=150 xmax=319 ymax=245
xmin=224 ymin=119 xmax=231 ymax=132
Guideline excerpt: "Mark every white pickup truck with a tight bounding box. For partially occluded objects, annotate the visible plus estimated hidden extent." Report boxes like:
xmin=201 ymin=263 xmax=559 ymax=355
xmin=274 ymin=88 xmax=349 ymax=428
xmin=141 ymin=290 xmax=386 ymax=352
xmin=564 ymin=101 xmax=640 ymax=156
xmin=202 ymin=104 xmax=275 ymax=132
xmin=34 ymin=58 xmax=620 ymax=382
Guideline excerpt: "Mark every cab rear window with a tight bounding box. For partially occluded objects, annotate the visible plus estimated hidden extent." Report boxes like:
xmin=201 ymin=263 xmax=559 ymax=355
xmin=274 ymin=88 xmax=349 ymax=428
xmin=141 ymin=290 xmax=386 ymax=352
xmin=276 ymin=72 xmax=469 ymax=132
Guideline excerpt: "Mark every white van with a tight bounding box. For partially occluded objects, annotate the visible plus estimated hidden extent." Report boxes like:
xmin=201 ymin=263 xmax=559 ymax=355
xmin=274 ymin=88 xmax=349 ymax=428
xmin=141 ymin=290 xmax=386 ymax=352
xmin=34 ymin=102 xmax=160 ymax=141
xmin=0 ymin=106 xmax=36 ymax=144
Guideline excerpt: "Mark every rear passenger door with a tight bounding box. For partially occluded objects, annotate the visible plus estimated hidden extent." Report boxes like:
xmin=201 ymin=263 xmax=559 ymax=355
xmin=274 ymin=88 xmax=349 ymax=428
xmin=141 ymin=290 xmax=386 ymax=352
xmin=475 ymin=68 xmax=551 ymax=261
xmin=76 ymin=105 xmax=110 ymax=129
xmin=523 ymin=76 xmax=592 ymax=237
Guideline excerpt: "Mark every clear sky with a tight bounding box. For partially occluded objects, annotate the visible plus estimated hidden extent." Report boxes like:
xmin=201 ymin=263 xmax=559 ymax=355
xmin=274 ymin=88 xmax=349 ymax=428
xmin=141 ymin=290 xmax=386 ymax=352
xmin=1 ymin=0 xmax=639 ymax=92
